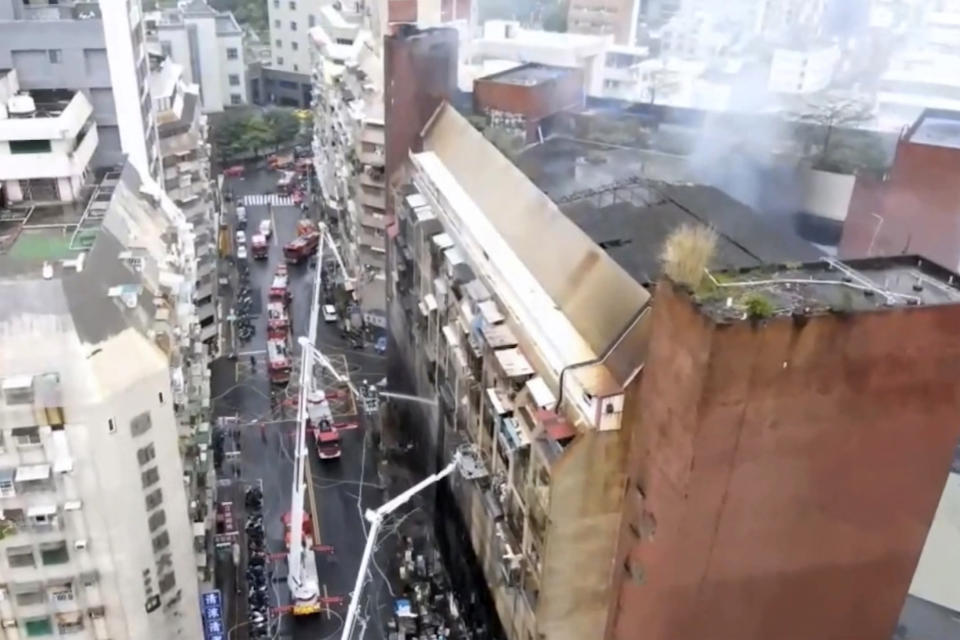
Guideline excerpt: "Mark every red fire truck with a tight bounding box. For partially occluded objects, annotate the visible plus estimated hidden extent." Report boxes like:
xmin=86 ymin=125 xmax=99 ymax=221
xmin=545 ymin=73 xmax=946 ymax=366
xmin=307 ymin=390 xmax=340 ymax=460
xmin=283 ymin=231 xmax=319 ymax=264
xmin=266 ymin=301 xmax=290 ymax=332
xmin=268 ymin=264 xmax=290 ymax=304
xmin=251 ymin=234 xmax=268 ymax=259
xmin=267 ymin=337 xmax=291 ymax=385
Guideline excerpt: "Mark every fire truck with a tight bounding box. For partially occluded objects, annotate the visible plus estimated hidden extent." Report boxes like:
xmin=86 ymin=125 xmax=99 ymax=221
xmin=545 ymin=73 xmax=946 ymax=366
xmin=283 ymin=224 xmax=320 ymax=264
xmin=266 ymin=335 xmax=291 ymax=385
xmin=266 ymin=300 xmax=290 ymax=332
xmin=251 ymin=234 xmax=268 ymax=259
xmin=268 ymin=264 xmax=290 ymax=304
xmin=307 ymin=390 xmax=340 ymax=460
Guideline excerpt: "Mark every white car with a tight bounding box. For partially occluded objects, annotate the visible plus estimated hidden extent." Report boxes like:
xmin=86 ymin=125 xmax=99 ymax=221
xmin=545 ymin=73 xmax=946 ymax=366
xmin=237 ymin=244 xmax=248 ymax=260
xmin=259 ymin=219 xmax=272 ymax=238
xmin=235 ymin=230 xmax=246 ymax=246
xmin=322 ymin=304 xmax=337 ymax=323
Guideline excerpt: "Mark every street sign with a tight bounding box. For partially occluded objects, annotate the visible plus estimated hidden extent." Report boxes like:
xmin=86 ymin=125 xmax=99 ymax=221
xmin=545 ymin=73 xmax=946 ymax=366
xmin=200 ymin=590 xmax=224 ymax=640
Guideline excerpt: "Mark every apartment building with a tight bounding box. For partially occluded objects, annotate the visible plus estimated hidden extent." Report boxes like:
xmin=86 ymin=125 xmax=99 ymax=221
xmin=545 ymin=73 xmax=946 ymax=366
xmin=152 ymin=55 xmax=219 ymax=349
xmin=567 ymin=0 xmax=641 ymax=45
xmin=0 ymin=0 xmax=162 ymax=183
xmin=0 ymin=160 xmax=206 ymax=639
xmin=767 ymin=42 xmax=840 ymax=94
xmin=0 ymin=70 xmax=98 ymax=204
xmin=144 ymin=0 xmax=247 ymax=112
xmin=606 ymin=256 xmax=960 ymax=640
xmin=310 ymin=5 xmax=386 ymax=327
xmin=387 ymin=102 xmax=651 ymax=640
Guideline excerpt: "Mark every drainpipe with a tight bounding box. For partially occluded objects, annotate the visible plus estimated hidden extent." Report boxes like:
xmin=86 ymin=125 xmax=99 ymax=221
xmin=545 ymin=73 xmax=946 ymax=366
xmin=553 ymin=304 xmax=649 ymax=413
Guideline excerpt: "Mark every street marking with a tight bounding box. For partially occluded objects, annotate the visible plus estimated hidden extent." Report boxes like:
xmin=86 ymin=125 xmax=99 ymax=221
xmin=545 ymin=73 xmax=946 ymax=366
xmin=241 ymin=194 xmax=296 ymax=207
xmin=237 ymin=349 xmax=267 ymax=356
xmin=306 ymin=449 xmax=322 ymax=545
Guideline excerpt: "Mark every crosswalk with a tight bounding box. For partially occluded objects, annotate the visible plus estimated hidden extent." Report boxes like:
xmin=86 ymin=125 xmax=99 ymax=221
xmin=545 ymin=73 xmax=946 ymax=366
xmin=241 ymin=194 xmax=297 ymax=207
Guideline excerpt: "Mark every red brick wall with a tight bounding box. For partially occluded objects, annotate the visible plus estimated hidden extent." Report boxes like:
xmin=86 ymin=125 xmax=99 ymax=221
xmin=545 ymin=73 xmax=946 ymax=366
xmin=607 ymin=282 xmax=960 ymax=640
xmin=473 ymin=67 xmax=585 ymax=123
xmin=383 ymin=26 xmax=458 ymax=213
xmin=387 ymin=0 xmax=418 ymax=23
xmin=841 ymin=140 xmax=960 ymax=268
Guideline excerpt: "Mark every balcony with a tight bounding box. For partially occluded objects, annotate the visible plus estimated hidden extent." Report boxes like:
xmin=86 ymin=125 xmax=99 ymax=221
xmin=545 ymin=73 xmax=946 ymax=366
xmin=360 ymin=188 xmax=386 ymax=211
xmin=0 ymin=125 xmax=98 ymax=181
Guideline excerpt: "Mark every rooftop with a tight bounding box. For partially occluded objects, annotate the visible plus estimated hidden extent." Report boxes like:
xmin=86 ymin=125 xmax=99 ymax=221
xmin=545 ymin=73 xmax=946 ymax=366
xmin=908 ymin=109 xmax=960 ymax=149
xmin=561 ymin=183 xmax=821 ymax=286
xmin=0 ymin=167 xmax=122 ymax=276
xmin=693 ymin=256 xmax=960 ymax=322
xmin=480 ymin=63 xmax=577 ymax=87
xmin=514 ymin=135 xmax=819 ymax=286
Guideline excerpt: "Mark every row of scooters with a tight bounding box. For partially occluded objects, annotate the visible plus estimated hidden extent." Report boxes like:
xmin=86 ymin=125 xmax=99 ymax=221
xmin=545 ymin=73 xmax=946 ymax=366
xmin=245 ymin=486 xmax=271 ymax=637
xmin=236 ymin=260 xmax=255 ymax=343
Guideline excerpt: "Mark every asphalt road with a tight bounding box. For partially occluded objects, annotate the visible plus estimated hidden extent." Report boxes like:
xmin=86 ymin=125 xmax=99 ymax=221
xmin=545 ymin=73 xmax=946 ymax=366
xmin=211 ymin=166 xmax=389 ymax=639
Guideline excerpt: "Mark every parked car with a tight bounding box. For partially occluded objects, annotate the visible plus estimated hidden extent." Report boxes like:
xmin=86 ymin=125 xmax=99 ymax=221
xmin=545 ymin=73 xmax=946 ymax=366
xmin=322 ymin=305 xmax=337 ymax=323
xmin=259 ymin=219 xmax=272 ymax=238
xmin=237 ymin=244 xmax=248 ymax=260
xmin=223 ymin=165 xmax=244 ymax=177
xmin=236 ymin=230 xmax=246 ymax=246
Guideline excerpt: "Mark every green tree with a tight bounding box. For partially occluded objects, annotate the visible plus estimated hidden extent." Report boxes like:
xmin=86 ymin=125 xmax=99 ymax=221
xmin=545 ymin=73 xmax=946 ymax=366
xmin=263 ymin=109 xmax=301 ymax=148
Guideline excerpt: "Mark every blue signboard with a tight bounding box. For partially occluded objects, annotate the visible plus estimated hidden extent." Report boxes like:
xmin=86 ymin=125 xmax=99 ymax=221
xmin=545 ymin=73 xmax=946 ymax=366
xmin=200 ymin=590 xmax=224 ymax=640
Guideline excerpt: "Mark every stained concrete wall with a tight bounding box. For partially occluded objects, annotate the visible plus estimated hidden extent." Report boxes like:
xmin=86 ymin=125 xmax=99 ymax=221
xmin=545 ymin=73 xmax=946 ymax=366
xmin=608 ymin=281 xmax=960 ymax=640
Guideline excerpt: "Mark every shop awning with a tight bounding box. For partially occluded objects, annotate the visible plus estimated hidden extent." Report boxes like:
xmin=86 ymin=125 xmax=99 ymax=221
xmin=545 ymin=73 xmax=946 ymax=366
xmin=478 ymin=300 xmax=504 ymax=325
xmin=526 ymin=377 xmax=556 ymax=409
xmin=423 ymin=293 xmax=438 ymax=313
xmin=494 ymin=348 xmax=534 ymax=379
xmin=27 ymin=504 xmax=57 ymax=518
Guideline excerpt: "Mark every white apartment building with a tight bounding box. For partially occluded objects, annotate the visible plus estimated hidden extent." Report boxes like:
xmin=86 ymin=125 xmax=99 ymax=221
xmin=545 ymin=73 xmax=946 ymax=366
xmin=269 ymin=0 xmax=342 ymax=77
xmin=144 ymin=0 xmax=247 ymax=112
xmin=768 ymin=43 xmax=839 ymax=94
xmin=465 ymin=20 xmax=611 ymax=96
xmin=310 ymin=4 xmax=387 ymax=326
xmin=0 ymin=0 xmax=163 ymax=183
xmin=152 ymin=55 xmax=219 ymax=349
xmin=0 ymin=161 xmax=207 ymax=640
xmin=0 ymin=70 xmax=98 ymax=203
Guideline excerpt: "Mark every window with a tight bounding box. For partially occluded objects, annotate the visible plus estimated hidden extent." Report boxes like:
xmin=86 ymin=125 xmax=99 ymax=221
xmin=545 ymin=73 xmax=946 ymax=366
xmin=49 ymin=584 xmax=74 ymax=603
xmin=289 ymin=1 xmax=296 ymax=8
xmin=229 ymin=74 xmax=240 ymax=86
xmin=276 ymin=56 xmax=284 ymax=66
xmin=308 ymin=14 xmax=315 ymax=27
xmin=141 ymin=466 xmax=160 ymax=489
xmin=15 ymin=587 xmax=44 ymax=606
xmin=137 ymin=443 xmax=156 ymax=466
xmin=226 ymin=47 xmax=238 ymax=60
xmin=40 ymin=542 xmax=69 ymax=565
xmin=158 ymin=391 xmax=164 ymax=405
xmin=12 ymin=426 xmax=40 ymax=447
xmin=130 ymin=411 xmax=152 ymax=436
xmin=7 ymin=545 xmax=35 ymax=568
xmin=290 ymin=21 xmax=297 ymax=31
xmin=230 ymin=94 xmax=242 ymax=105
xmin=273 ymin=0 xmax=279 ymax=6
xmin=48 ymin=49 xmax=62 ymax=63
xmin=148 ymin=509 xmax=166 ymax=533
xmin=0 ymin=468 xmax=14 ymax=497
xmin=274 ymin=19 xmax=280 ymax=28
xmin=107 ymin=419 xmax=116 ymax=434
xmin=291 ymin=41 xmax=298 ymax=51
xmin=152 ymin=531 xmax=170 ymax=553
xmin=23 ymin=617 xmax=53 ymax=637
xmin=275 ymin=38 xmax=282 ymax=48
xmin=10 ymin=140 xmax=52 ymax=154
xmin=158 ymin=572 xmax=176 ymax=594
xmin=145 ymin=488 xmax=163 ymax=510
xmin=293 ymin=64 xmax=298 ymax=71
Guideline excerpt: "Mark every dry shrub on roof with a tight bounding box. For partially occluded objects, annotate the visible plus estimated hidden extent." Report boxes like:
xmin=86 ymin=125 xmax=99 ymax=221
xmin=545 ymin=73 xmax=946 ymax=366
xmin=660 ymin=224 xmax=717 ymax=290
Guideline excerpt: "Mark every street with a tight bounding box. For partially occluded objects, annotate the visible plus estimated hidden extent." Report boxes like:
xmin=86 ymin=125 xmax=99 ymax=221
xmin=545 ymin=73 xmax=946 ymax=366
xmin=210 ymin=165 xmax=390 ymax=639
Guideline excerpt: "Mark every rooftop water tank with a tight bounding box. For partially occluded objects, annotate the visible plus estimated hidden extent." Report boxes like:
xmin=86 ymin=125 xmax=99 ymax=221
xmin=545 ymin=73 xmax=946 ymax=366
xmin=7 ymin=93 xmax=36 ymax=116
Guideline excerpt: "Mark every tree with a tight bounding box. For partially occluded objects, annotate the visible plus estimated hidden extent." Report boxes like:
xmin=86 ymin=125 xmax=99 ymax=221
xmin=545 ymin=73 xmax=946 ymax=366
xmin=263 ymin=109 xmax=301 ymax=149
xmin=792 ymin=91 xmax=874 ymax=170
